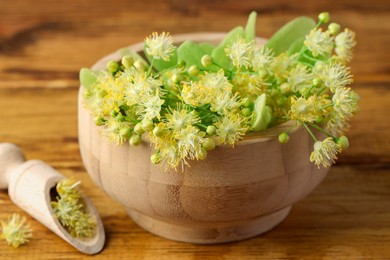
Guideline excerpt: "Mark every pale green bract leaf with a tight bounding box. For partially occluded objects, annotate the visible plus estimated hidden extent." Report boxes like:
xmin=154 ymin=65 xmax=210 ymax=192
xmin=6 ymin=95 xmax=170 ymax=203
xmin=198 ymin=42 xmax=215 ymax=54
xmin=252 ymin=94 xmax=272 ymax=131
xmin=265 ymin=17 xmax=316 ymax=55
xmin=287 ymin=36 xmax=306 ymax=55
xmin=245 ymin=11 xmax=257 ymax=41
xmin=79 ymin=68 xmax=97 ymax=89
xmin=211 ymin=26 xmax=245 ymax=71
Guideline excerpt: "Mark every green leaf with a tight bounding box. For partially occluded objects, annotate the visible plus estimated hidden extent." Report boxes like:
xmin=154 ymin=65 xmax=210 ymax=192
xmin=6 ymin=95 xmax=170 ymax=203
xmin=252 ymin=94 xmax=272 ymax=131
xmin=211 ymin=26 xmax=245 ymax=71
xmin=177 ymin=41 xmax=219 ymax=71
xmin=79 ymin=68 xmax=97 ymax=88
xmin=287 ymin=36 xmax=306 ymax=55
xmin=198 ymin=43 xmax=215 ymax=55
xmin=142 ymin=46 xmax=178 ymax=72
xmin=245 ymin=11 xmax=257 ymax=41
xmin=265 ymin=17 xmax=315 ymax=55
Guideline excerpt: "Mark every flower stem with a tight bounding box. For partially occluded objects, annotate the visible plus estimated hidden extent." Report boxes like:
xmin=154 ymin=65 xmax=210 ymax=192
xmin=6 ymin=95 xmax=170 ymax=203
xmin=303 ymin=122 xmax=318 ymax=142
xmin=147 ymin=58 xmax=155 ymax=76
xmin=307 ymin=122 xmax=335 ymax=138
xmin=319 ymin=103 xmax=334 ymax=110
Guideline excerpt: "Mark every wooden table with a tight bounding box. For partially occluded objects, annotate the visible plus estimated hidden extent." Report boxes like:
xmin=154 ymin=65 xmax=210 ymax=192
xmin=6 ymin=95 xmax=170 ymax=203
xmin=1 ymin=0 xmax=389 ymax=259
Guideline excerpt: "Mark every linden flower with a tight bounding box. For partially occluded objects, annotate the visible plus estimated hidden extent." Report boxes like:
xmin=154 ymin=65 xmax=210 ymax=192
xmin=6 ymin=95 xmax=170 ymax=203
xmin=165 ymin=108 xmax=200 ymax=132
xmin=289 ymin=96 xmax=318 ymax=123
xmin=51 ymin=179 xmax=96 ymax=239
xmin=1 ymin=214 xmax=32 ymax=248
xmin=176 ymin=125 xmax=206 ymax=160
xmin=137 ymin=92 xmax=165 ymax=120
xmin=288 ymin=64 xmax=314 ymax=93
xmin=215 ymin=113 xmax=249 ymax=145
xmin=325 ymin=110 xmax=350 ymax=137
xmin=332 ymin=87 xmax=359 ymax=118
xmin=225 ymin=37 xmax=254 ymax=69
xmin=335 ymin=28 xmax=356 ymax=63
xmin=304 ymin=28 xmax=334 ymax=57
xmin=251 ymin=46 xmax=274 ymax=72
xmin=145 ymin=32 xmax=176 ymax=61
xmin=320 ymin=62 xmax=353 ymax=92
xmin=202 ymin=69 xmax=232 ymax=92
xmin=310 ymin=137 xmax=341 ymax=168
xmin=210 ymin=92 xmax=240 ymax=115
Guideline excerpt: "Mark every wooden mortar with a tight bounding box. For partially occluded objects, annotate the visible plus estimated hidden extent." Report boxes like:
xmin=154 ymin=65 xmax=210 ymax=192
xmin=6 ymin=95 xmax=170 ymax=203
xmin=78 ymin=33 xmax=329 ymax=244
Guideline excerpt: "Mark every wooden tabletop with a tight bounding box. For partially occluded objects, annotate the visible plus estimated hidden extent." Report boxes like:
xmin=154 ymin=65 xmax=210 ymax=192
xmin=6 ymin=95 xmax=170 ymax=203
xmin=1 ymin=0 xmax=389 ymax=259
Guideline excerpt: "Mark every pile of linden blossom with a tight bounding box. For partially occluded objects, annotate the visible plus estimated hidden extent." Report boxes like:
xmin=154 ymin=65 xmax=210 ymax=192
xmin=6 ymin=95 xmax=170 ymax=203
xmin=80 ymin=11 xmax=359 ymax=170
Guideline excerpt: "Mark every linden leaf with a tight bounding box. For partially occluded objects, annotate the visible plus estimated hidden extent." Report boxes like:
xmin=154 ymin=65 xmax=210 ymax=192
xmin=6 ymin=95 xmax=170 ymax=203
xmin=79 ymin=68 xmax=97 ymax=89
xmin=211 ymin=26 xmax=245 ymax=71
xmin=252 ymin=93 xmax=272 ymax=131
xmin=265 ymin=17 xmax=315 ymax=55
xmin=177 ymin=40 xmax=219 ymax=71
xmin=245 ymin=11 xmax=257 ymax=41
xmin=287 ymin=36 xmax=306 ymax=55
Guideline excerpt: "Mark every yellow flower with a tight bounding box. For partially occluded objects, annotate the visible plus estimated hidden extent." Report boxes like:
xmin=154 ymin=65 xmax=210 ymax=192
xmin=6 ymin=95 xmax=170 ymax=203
xmin=332 ymin=87 xmax=359 ymax=118
xmin=304 ymin=28 xmax=334 ymax=57
xmin=225 ymin=37 xmax=254 ymax=69
xmin=310 ymin=137 xmax=341 ymax=168
xmin=319 ymin=62 xmax=353 ymax=92
xmin=335 ymin=28 xmax=356 ymax=63
xmin=252 ymin=46 xmax=274 ymax=72
xmin=145 ymin=32 xmax=176 ymax=61
xmin=288 ymin=64 xmax=314 ymax=94
xmin=1 ymin=214 xmax=32 ymax=248
xmin=165 ymin=108 xmax=200 ymax=132
xmin=215 ymin=113 xmax=249 ymax=145
xmin=324 ymin=110 xmax=350 ymax=137
xmin=289 ymin=96 xmax=318 ymax=123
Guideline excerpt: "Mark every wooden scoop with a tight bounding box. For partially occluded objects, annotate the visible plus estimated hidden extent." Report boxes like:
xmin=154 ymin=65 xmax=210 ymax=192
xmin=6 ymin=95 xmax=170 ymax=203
xmin=0 ymin=143 xmax=105 ymax=254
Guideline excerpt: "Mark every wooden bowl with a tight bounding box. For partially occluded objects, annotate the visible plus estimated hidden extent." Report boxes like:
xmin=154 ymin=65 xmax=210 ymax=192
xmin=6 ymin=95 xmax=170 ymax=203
xmin=78 ymin=33 xmax=329 ymax=244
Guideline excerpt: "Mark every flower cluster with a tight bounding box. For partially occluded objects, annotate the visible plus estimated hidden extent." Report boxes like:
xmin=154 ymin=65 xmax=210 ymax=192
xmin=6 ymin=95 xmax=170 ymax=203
xmin=0 ymin=213 xmax=32 ymax=248
xmin=51 ymin=178 xmax=96 ymax=239
xmin=80 ymin=11 xmax=358 ymax=170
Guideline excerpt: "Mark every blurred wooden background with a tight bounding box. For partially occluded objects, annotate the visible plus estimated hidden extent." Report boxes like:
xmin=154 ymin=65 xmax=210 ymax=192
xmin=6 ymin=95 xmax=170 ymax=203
xmin=0 ymin=0 xmax=389 ymax=259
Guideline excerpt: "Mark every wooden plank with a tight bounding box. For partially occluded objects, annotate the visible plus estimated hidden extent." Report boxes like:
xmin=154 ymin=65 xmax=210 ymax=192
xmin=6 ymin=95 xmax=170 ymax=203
xmin=0 ymin=165 xmax=389 ymax=259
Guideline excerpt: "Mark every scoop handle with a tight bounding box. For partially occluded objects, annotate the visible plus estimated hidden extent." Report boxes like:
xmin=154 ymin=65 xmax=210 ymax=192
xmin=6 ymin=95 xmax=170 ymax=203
xmin=0 ymin=143 xmax=26 ymax=189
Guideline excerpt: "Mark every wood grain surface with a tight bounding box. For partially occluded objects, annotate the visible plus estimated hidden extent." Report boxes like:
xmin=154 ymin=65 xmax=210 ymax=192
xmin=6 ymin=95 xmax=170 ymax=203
xmin=0 ymin=0 xmax=389 ymax=259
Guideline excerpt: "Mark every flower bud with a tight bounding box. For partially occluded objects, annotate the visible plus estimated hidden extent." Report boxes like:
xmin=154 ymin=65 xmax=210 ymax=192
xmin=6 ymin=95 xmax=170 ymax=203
xmin=116 ymin=114 xmax=125 ymax=122
xmin=206 ymin=125 xmax=216 ymax=135
xmin=134 ymin=123 xmax=145 ymax=135
xmin=198 ymin=148 xmax=207 ymax=160
xmin=121 ymin=55 xmax=134 ymax=69
xmin=153 ymin=126 xmax=165 ymax=137
xmin=171 ymin=73 xmax=180 ymax=83
xmin=312 ymin=78 xmax=321 ymax=87
xmin=201 ymin=55 xmax=213 ymax=67
xmin=241 ymin=97 xmax=252 ymax=108
xmin=142 ymin=120 xmax=154 ymax=132
xmin=328 ymin=23 xmax=340 ymax=35
xmin=203 ymin=138 xmax=216 ymax=151
xmin=134 ymin=60 xmax=145 ymax=71
xmin=336 ymin=136 xmax=349 ymax=149
xmin=94 ymin=116 xmax=105 ymax=126
xmin=188 ymin=65 xmax=199 ymax=76
xmin=241 ymin=108 xmax=252 ymax=117
xmin=129 ymin=134 xmax=142 ymax=146
xmin=278 ymin=132 xmax=290 ymax=144
xmin=110 ymin=109 xmax=118 ymax=118
xmin=150 ymin=152 xmax=161 ymax=164
xmin=280 ymin=83 xmax=291 ymax=95
xmin=318 ymin=12 xmax=330 ymax=23
xmin=120 ymin=127 xmax=131 ymax=138
xmin=106 ymin=60 xmax=119 ymax=73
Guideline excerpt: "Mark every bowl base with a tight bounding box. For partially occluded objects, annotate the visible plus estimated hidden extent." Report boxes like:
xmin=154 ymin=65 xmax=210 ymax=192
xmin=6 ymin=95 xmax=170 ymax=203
xmin=127 ymin=206 xmax=292 ymax=244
